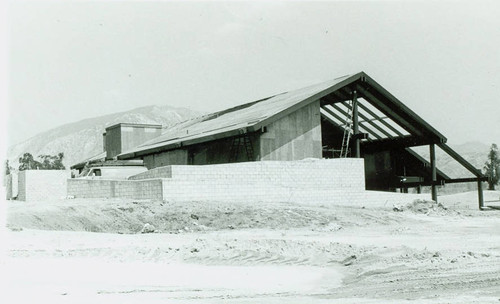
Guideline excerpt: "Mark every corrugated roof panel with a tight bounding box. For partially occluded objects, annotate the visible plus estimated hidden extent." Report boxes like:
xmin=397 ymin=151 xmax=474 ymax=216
xmin=120 ymin=74 xmax=359 ymax=157
xmin=118 ymin=72 xmax=451 ymax=159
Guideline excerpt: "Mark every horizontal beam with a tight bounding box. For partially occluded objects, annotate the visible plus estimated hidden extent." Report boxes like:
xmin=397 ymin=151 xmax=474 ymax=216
xmin=444 ymin=177 xmax=489 ymax=184
xmin=361 ymin=135 xmax=431 ymax=152
xmin=394 ymin=180 xmax=446 ymax=188
xmin=391 ymin=176 xmax=488 ymax=188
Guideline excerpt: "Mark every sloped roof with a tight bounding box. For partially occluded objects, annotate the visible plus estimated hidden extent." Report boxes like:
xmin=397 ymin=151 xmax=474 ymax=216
xmin=118 ymin=72 xmax=448 ymax=159
xmin=70 ymin=151 xmax=106 ymax=169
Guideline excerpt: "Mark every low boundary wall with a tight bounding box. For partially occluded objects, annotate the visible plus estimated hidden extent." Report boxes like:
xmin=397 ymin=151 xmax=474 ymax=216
xmin=66 ymin=159 xmax=431 ymax=206
xmin=159 ymin=159 xmax=366 ymax=204
xmin=67 ymin=178 xmax=163 ymax=200
xmin=17 ymin=170 xmax=70 ymax=201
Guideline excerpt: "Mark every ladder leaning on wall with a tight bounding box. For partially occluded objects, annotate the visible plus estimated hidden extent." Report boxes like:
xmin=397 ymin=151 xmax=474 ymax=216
xmin=340 ymin=100 xmax=354 ymax=158
xmin=229 ymin=134 xmax=254 ymax=162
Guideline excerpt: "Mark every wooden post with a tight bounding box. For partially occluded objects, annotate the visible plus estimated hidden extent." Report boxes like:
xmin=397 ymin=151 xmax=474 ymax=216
xmin=417 ymin=185 xmax=422 ymax=194
xmin=430 ymin=144 xmax=438 ymax=202
xmin=352 ymin=90 xmax=360 ymax=158
xmin=477 ymin=178 xmax=484 ymax=210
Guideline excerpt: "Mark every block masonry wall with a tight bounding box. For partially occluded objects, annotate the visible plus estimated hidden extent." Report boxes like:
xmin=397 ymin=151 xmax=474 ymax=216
xmin=5 ymin=174 xmax=12 ymax=199
xmin=6 ymin=173 xmax=19 ymax=199
xmin=143 ymin=149 xmax=188 ymax=170
xmin=17 ymin=170 xmax=70 ymax=201
xmin=149 ymin=158 xmax=367 ymax=204
xmin=66 ymin=159 xmax=430 ymax=205
xmin=128 ymin=166 xmax=172 ymax=180
xmin=67 ymin=178 xmax=163 ymax=200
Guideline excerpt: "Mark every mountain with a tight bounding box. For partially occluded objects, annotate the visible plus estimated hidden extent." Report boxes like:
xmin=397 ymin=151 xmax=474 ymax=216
xmin=411 ymin=141 xmax=491 ymax=179
xmin=7 ymin=105 xmax=203 ymax=169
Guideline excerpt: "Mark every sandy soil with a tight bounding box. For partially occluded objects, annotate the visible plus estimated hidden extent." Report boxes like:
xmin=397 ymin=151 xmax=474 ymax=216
xmin=2 ymin=191 xmax=500 ymax=303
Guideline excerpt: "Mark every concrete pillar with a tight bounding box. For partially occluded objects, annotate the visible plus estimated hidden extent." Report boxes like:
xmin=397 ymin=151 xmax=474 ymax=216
xmin=477 ymin=178 xmax=484 ymax=210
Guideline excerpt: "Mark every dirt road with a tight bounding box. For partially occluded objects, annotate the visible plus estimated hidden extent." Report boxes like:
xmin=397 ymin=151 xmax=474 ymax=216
xmin=2 ymin=192 xmax=500 ymax=303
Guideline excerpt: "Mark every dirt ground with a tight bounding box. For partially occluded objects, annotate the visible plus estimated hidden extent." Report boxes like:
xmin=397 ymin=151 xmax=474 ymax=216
xmin=1 ymin=191 xmax=500 ymax=303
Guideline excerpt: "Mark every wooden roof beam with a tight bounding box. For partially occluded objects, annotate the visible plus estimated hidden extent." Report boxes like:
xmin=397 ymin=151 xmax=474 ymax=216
xmin=361 ymin=73 xmax=448 ymax=142
xmin=325 ymin=103 xmax=381 ymax=140
xmin=340 ymin=100 xmax=394 ymax=139
xmin=355 ymin=85 xmax=429 ymax=139
xmin=336 ymin=87 xmax=412 ymax=138
xmin=320 ymin=109 xmax=343 ymax=129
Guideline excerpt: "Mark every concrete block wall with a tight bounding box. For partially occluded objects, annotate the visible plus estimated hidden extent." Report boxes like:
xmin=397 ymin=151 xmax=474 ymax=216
xmin=65 ymin=159 xmax=430 ymax=205
xmin=128 ymin=166 xmax=172 ymax=180
xmin=17 ymin=170 xmax=70 ymax=201
xmin=158 ymin=158 xmax=366 ymax=204
xmin=5 ymin=173 xmax=19 ymax=199
xmin=5 ymin=174 xmax=12 ymax=199
xmin=67 ymin=178 xmax=163 ymax=200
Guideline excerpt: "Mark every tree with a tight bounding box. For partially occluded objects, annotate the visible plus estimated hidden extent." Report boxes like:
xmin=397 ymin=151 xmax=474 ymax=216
xmin=18 ymin=152 xmax=65 ymax=171
xmin=19 ymin=153 xmax=41 ymax=171
xmin=38 ymin=153 xmax=65 ymax=170
xmin=484 ymin=143 xmax=500 ymax=190
xmin=5 ymin=160 xmax=12 ymax=176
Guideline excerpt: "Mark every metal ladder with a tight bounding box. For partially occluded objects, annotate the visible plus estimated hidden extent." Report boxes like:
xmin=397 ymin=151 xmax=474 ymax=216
xmin=340 ymin=100 xmax=354 ymax=158
xmin=229 ymin=134 xmax=254 ymax=162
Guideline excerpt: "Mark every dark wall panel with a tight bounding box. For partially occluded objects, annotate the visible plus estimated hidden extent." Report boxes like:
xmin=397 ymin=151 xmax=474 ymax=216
xmin=143 ymin=149 xmax=188 ymax=169
xmin=260 ymin=101 xmax=322 ymax=161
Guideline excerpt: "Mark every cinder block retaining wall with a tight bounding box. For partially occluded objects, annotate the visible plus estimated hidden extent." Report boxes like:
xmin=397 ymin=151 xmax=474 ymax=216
xmin=67 ymin=179 xmax=163 ymax=200
xmin=17 ymin=170 xmax=70 ymax=201
xmin=159 ymin=159 xmax=366 ymax=204
xmin=5 ymin=174 xmax=13 ymax=199
xmin=66 ymin=159 xmax=430 ymax=205
xmin=128 ymin=166 xmax=172 ymax=180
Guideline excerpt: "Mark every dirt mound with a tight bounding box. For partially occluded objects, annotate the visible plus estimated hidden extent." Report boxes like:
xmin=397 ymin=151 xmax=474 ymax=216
xmin=394 ymin=199 xmax=450 ymax=215
xmin=7 ymin=198 xmax=348 ymax=233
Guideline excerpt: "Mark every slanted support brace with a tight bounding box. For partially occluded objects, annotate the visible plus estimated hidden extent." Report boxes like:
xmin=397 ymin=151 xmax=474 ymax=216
xmin=438 ymin=143 xmax=486 ymax=210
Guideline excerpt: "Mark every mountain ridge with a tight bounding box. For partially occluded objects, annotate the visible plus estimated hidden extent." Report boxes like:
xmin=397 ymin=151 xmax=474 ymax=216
xmin=7 ymin=105 xmax=203 ymax=169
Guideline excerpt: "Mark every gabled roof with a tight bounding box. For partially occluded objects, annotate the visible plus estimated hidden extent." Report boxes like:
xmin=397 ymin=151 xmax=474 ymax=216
xmin=118 ymin=72 xmax=448 ymax=159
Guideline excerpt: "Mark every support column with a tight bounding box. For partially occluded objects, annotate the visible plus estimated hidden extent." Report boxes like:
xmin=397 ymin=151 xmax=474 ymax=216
xmin=430 ymin=143 xmax=438 ymax=202
xmin=477 ymin=178 xmax=484 ymax=210
xmin=352 ymin=90 xmax=360 ymax=158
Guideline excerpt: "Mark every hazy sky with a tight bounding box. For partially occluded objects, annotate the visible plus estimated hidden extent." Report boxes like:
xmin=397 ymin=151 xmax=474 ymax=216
xmin=4 ymin=0 xmax=500 ymax=148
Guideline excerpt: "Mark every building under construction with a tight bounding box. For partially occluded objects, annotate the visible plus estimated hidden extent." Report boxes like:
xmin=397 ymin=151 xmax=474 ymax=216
xmin=115 ymin=72 xmax=487 ymax=207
